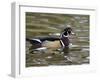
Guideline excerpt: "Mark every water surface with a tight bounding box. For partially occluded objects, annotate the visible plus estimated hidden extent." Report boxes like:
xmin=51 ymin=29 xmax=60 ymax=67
xmin=26 ymin=12 xmax=89 ymax=67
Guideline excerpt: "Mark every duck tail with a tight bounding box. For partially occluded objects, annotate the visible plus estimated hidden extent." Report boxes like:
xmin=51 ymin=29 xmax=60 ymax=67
xmin=26 ymin=38 xmax=31 ymax=41
xmin=26 ymin=38 xmax=34 ymax=43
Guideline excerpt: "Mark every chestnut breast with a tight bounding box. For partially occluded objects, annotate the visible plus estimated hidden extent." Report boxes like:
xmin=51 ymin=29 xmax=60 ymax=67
xmin=60 ymin=35 xmax=69 ymax=47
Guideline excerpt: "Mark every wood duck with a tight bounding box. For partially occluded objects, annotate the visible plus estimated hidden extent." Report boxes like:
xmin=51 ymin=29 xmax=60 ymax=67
xmin=26 ymin=27 xmax=74 ymax=50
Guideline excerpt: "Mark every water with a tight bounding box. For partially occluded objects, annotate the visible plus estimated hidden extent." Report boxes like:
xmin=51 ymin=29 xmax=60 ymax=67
xmin=26 ymin=12 xmax=89 ymax=67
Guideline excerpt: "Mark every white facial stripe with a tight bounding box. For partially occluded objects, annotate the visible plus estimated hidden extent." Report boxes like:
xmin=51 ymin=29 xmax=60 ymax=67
xmin=63 ymin=34 xmax=68 ymax=37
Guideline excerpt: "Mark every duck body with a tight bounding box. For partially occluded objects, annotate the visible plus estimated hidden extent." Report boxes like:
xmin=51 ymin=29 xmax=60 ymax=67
xmin=26 ymin=27 xmax=73 ymax=50
xmin=26 ymin=37 xmax=61 ymax=49
xmin=42 ymin=40 xmax=62 ymax=49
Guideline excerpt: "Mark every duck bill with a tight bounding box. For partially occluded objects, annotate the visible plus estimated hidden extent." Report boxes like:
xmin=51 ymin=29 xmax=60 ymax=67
xmin=71 ymin=32 xmax=75 ymax=35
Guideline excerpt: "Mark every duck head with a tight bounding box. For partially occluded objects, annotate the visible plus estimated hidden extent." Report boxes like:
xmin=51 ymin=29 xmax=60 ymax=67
xmin=63 ymin=27 xmax=73 ymax=36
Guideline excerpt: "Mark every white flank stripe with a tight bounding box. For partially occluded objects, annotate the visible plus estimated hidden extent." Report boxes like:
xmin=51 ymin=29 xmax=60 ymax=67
xmin=32 ymin=39 xmax=41 ymax=43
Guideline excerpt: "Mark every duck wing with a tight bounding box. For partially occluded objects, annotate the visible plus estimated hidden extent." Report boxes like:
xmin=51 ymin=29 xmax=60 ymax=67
xmin=39 ymin=37 xmax=60 ymax=42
